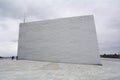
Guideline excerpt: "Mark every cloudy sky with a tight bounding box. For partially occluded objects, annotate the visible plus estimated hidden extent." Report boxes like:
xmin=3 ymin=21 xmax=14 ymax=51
xmin=0 ymin=0 xmax=120 ymax=56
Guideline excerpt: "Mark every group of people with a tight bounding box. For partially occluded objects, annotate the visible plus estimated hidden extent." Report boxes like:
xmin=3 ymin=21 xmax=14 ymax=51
xmin=11 ymin=56 xmax=18 ymax=60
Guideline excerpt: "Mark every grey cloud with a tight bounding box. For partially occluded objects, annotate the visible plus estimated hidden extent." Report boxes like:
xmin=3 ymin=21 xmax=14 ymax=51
xmin=0 ymin=0 xmax=23 ymax=19
xmin=0 ymin=0 xmax=120 ymax=56
xmin=11 ymin=40 xmax=18 ymax=43
xmin=0 ymin=23 xmax=8 ymax=30
xmin=0 ymin=0 xmax=63 ymax=20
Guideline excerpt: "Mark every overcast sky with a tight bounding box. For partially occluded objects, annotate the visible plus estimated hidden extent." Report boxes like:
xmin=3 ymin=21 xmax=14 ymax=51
xmin=0 ymin=0 xmax=120 ymax=56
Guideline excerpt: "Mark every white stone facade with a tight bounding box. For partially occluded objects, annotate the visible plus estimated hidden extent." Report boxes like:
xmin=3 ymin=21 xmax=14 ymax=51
xmin=18 ymin=15 xmax=101 ymax=65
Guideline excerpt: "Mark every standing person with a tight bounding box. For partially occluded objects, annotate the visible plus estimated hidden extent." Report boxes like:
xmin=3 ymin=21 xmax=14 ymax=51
xmin=16 ymin=56 xmax=18 ymax=60
xmin=11 ymin=56 xmax=14 ymax=60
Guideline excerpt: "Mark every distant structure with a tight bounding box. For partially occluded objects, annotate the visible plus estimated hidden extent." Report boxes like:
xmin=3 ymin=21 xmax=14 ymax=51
xmin=17 ymin=15 xmax=101 ymax=65
xmin=101 ymin=53 xmax=120 ymax=58
xmin=23 ymin=13 xmax=26 ymax=23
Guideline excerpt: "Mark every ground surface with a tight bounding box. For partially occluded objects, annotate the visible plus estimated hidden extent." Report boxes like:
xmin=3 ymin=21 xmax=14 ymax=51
xmin=0 ymin=58 xmax=120 ymax=80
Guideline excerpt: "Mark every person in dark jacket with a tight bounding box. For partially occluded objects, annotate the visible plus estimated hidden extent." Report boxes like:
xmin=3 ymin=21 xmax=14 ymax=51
xmin=11 ymin=56 xmax=14 ymax=60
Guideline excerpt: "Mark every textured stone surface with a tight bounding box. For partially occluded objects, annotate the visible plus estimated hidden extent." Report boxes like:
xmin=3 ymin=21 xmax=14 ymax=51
xmin=0 ymin=58 xmax=120 ymax=80
xmin=18 ymin=15 xmax=101 ymax=65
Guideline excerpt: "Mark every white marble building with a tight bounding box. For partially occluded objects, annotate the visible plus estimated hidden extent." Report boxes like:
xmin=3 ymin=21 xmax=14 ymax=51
xmin=17 ymin=15 xmax=101 ymax=65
